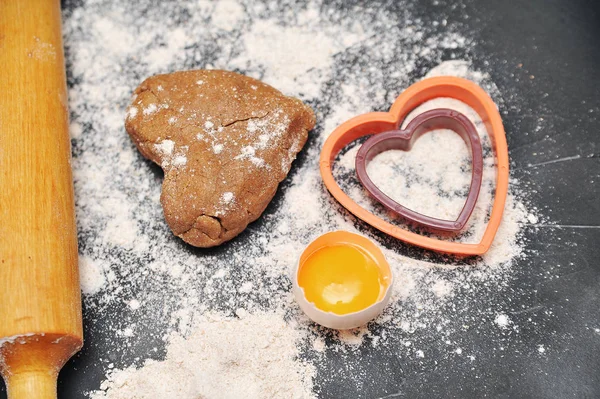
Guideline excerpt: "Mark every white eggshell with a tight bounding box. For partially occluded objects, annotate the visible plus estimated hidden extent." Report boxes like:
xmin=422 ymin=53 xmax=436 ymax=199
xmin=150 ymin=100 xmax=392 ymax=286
xmin=292 ymin=231 xmax=394 ymax=330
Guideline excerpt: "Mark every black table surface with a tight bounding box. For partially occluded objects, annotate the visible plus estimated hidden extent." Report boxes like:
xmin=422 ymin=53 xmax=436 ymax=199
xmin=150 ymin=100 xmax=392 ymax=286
xmin=2 ymin=0 xmax=599 ymax=398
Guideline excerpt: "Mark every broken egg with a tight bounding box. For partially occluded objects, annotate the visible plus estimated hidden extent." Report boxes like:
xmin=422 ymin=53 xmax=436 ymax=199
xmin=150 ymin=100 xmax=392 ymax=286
xmin=292 ymin=231 xmax=393 ymax=329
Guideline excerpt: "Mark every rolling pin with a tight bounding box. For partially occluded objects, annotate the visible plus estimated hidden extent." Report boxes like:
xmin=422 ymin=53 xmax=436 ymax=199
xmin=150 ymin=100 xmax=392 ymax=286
xmin=0 ymin=1 xmax=83 ymax=398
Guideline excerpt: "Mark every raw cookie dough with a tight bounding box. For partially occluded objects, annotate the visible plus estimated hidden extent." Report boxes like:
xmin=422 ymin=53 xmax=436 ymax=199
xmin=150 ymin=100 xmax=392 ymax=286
xmin=125 ymin=70 xmax=316 ymax=247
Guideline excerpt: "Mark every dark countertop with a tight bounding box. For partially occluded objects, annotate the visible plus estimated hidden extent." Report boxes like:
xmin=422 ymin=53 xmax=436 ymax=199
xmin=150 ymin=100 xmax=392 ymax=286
xmin=2 ymin=0 xmax=599 ymax=397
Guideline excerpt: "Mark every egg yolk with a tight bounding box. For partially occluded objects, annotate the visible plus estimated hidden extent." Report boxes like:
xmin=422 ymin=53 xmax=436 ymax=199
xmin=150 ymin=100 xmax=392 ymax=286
xmin=298 ymin=243 xmax=383 ymax=315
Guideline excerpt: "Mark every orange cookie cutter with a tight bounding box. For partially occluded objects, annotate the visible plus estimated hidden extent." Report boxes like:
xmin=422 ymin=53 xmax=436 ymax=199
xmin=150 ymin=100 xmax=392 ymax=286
xmin=319 ymin=76 xmax=509 ymax=256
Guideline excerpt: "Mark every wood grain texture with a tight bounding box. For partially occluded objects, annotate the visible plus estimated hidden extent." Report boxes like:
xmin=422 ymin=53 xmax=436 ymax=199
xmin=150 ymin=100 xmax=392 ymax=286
xmin=0 ymin=1 xmax=83 ymax=398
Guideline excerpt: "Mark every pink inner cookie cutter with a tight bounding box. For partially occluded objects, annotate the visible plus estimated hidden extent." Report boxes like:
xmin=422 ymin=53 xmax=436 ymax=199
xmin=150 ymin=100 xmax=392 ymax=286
xmin=355 ymin=108 xmax=483 ymax=232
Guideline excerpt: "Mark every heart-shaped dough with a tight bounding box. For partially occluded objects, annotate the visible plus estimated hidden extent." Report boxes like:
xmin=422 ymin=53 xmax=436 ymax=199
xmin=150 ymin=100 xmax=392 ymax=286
xmin=320 ymin=76 xmax=509 ymax=256
xmin=126 ymin=70 xmax=315 ymax=247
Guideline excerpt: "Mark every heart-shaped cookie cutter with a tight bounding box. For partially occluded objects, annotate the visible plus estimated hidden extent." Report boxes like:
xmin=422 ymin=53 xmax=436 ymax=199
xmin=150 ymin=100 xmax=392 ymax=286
xmin=319 ymin=76 xmax=509 ymax=256
xmin=355 ymin=108 xmax=483 ymax=232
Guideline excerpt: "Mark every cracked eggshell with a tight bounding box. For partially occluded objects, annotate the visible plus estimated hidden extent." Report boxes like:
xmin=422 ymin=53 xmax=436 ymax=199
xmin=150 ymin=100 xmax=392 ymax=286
xmin=292 ymin=231 xmax=394 ymax=330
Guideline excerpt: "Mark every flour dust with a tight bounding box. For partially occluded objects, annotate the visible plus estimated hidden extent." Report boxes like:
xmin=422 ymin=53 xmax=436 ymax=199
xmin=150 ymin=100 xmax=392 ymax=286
xmin=62 ymin=1 xmax=538 ymax=398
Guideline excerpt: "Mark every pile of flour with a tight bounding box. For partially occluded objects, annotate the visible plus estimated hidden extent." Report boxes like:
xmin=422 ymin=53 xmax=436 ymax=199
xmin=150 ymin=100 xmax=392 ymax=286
xmin=90 ymin=311 xmax=314 ymax=399
xmin=62 ymin=1 xmax=536 ymax=398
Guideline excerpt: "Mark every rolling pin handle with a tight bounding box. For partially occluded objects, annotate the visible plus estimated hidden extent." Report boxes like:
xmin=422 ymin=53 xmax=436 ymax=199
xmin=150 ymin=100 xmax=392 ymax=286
xmin=6 ymin=369 xmax=58 ymax=399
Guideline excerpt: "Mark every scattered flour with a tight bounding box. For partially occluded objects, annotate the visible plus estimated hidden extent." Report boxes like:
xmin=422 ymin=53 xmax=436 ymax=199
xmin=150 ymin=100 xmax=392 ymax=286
xmin=432 ymin=280 xmax=453 ymax=298
xmin=79 ymin=255 xmax=106 ymax=296
xmin=62 ymin=0 xmax=537 ymax=397
xmin=235 ymin=145 xmax=265 ymax=167
xmin=495 ymin=314 xmax=511 ymax=329
xmin=171 ymin=155 xmax=187 ymax=167
xmin=229 ymin=19 xmax=360 ymax=99
xmin=153 ymin=140 xmax=175 ymax=156
xmin=91 ymin=312 xmax=315 ymax=399
xmin=221 ymin=192 xmax=234 ymax=204
xmin=211 ymin=1 xmax=246 ymax=32
xmin=128 ymin=299 xmax=141 ymax=311
xmin=527 ymin=213 xmax=539 ymax=224
xmin=239 ymin=281 xmax=254 ymax=293
xmin=142 ymin=104 xmax=157 ymax=116
xmin=126 ymin=106 xmax=138 ymax=120
xmin=212 ymin=143 xmax=224 ymax=154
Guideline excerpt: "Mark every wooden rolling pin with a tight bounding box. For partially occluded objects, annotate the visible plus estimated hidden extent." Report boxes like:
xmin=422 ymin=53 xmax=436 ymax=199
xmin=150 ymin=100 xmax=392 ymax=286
xmin=0 ymin=1 xmax=83 ymax=398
